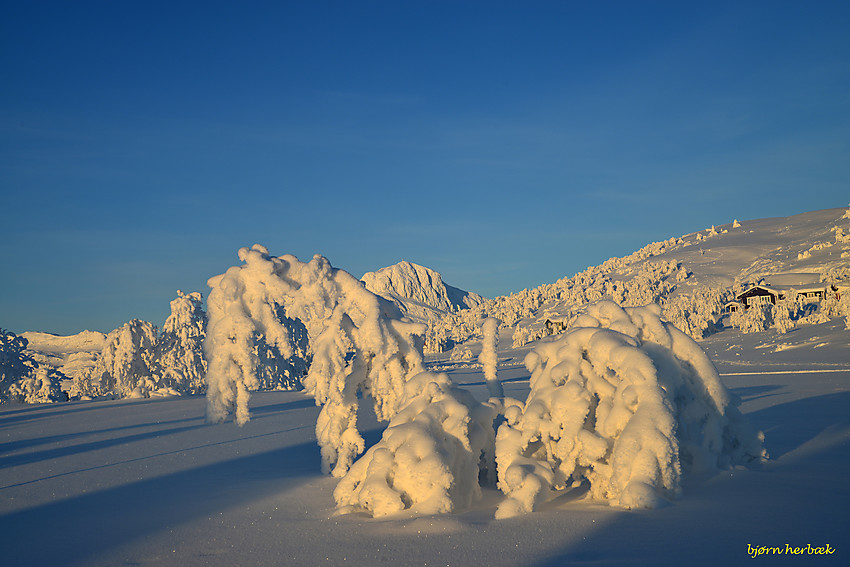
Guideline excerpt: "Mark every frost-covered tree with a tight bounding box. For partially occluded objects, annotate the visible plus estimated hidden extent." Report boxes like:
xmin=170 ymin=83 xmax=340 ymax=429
xmin=1 ymin=329 xmax=64 ymax=404
xmin=7 ymin=366 xmax=65 ymax=404
xmin=204 ymin=245 xmax=425 ymax=476
xmin=479 ymin=317 xmax=503 ymax=397
xmin=101 ymin=319 xmax=158 ymax=397
xmin=1 ymin=329 xmax=39 ymax=403
xmin=729 ymin=303 xmax=772 ymax=334
xmin=495 ymin=301 xmax=766 ymax=517
xmin=154 ymin=291 xmax=207 ymax=394
xmin=772 ymin=298 xmax=796 ymax=334
xmin=449 ymin=344 xmax=474 ymax=362
xmin=334 ymin=371 xmax=498 ymax=517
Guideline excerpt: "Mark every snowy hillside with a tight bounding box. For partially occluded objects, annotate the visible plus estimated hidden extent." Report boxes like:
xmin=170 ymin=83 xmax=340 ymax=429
xmin=431 ymin=207 xmax=850 ymax=348
xmin=361 ymin=260 xmax=485 ymax=321
xmin=21 ymin=330 xmax=106 ymax=386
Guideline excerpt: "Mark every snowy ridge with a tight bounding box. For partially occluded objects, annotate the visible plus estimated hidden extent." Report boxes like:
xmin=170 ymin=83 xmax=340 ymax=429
xmin=361 ymin=261 xmax=484 ymax=322
xmin=21 ymin=330 xmax=107 ymax=387
xmin=22 ymin=330 xmax=106 ymax=355
xmin=431 ymin=207 xmax=850 ymax=347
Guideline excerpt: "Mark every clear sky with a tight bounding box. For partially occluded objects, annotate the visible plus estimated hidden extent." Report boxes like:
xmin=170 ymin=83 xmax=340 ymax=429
xmin=2 ymin=1 xmax=849 ymax=335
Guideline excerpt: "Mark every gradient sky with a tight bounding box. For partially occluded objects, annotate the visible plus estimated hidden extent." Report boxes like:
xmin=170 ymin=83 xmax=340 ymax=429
xmin=2 ymin=1 xmax=849 ymax=335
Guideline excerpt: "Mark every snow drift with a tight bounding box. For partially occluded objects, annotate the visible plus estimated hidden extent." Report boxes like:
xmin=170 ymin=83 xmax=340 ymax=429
xmin=495 ymin=300 xmax=767 ymax=517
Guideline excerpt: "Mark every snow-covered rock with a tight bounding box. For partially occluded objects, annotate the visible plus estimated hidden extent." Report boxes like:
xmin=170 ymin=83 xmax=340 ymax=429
xmin=362 ymin=261 xmax=484 ymax=322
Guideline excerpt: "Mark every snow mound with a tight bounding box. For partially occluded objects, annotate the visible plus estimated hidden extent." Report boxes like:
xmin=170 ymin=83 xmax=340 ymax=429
xmin=362 ymin=261 xmax=484 ymax=321
xmin=334 ymin=371 xmax=497 ymax=517
xmin=495 ymin=300 xmax=766 ymax=517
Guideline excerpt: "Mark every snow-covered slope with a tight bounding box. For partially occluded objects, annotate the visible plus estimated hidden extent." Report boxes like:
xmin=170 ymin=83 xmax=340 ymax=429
xmin=631 ymin=207 xmax=849 ymax=290
xmin=21 ymin=330 xmax=107 ymax=383
xmin=436 ymin=207 xmax=850 ymax=345
xmin=361 ymin=261 xmax=485 ymax=321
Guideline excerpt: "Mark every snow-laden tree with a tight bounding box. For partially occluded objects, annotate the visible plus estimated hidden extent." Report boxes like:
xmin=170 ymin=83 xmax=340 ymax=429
xmin=772 ymin=298 xmax=796 ymax=334
xmin=729 ymin=303 xmax=772 ymax=333
xmin=101 ymin=319 xmax=158 ymax=397
xmin=7 ymin=366 xmax=65 ymax=404
xmin=154 ymin=290 xmax=208 ymax=394
xmin=204 ymin=245 xmax=425 ymax=476
xmin=479 ymin=317 xmax=503 ymax=397
xmin=495 ymin=300 xmax=766 ymax=517
xmin=334 ymin=371 xmax=498 ymax=517
xmin=1 ymin=329 xmax=35 ymax=402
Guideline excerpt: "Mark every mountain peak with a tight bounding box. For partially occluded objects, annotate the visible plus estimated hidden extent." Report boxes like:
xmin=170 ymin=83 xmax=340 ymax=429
xmin=362 ymin=261 xmax=484 ymax=321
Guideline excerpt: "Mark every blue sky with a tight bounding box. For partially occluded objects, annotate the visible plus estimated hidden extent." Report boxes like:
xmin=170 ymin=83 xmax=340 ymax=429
xmin=2 ymin=1 xmax=849 ymax=335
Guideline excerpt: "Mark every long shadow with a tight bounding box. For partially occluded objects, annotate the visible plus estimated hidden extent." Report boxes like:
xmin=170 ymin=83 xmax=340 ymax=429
xmin=0 ymin=396 xmax=191 ymax=426
xmin=249 ymin=397 xmax=315 ymax=416
xmin=0 ymin=421 xmax=208 ymax=470
xmin=0 ymin=414 xmax=201 ymax=455
xmin=531 ymin=391 xmax=850 ymax=566
xmin=0 ymin=439 xmax=322 ymax=566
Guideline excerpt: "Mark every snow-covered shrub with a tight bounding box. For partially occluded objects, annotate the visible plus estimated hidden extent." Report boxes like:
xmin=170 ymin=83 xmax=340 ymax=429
xmin=101 ymin=319 xmax=159 ymax=397
xmin=1 ymin=329 xmax=64 ymax=403
xmin=772 ymin=299 xmax=795 ymax=334
xmin=662 ymin=288 xmax=727 ymax=339
xmin=205 ymin=245 xmax=425 ymax=477
xmin=729 ymin=303 xmax=772 ymax=334
xmin=1 ymin=329 xmax=36 ymax=402
xmin=479 ymin=317 xmax=503 ymax=397
xmin=68 ymin=359 xmax=108 ymax=399
xmin=449 ymin=344 xmax=474 ymax=362
xmin=495 ymin=301 xmax=765 ymax=517
xmin=155 ymin=291 xmax=208 ymax=394
xmin=7 ymin=366 xmax=65 ymax=404
xmin=334 ymin=371 xmax=497 ymax=517
xmin=511 ymin=325 xmax=530 ymax=347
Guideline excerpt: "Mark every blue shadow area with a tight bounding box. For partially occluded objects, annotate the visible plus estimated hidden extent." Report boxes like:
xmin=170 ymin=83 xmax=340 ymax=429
xmin=0 ymin=438 xmax=322 ymax=566
xmin=531 ymin=391 xmax=850 ymax=566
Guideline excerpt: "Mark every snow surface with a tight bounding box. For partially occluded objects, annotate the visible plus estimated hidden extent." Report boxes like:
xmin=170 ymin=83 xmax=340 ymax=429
xmin=3 ymin=209 xmax=849 ymax=565
xmin=2 ymin=319 xmax=848 ymax=566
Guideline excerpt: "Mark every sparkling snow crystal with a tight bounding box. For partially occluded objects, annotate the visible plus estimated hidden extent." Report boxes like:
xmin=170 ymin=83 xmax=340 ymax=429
xmin=495 ymin=300 xmax=766 ymax=517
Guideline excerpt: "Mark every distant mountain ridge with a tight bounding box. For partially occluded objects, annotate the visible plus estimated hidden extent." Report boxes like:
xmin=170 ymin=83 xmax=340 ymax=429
xmin=361 ymin=261 xmax=485 ymax=322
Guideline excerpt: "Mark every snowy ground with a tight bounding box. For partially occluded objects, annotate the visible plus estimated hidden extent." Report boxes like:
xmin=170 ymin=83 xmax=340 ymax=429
xmin=2 ymin=324 xmax=849 ymax=566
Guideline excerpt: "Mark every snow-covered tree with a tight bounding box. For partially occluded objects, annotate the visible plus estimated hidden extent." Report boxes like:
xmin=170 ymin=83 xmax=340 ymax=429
xmin=101 ymin=319 xmax=158 ymax=397
xmin=1 ymin=329 xmax=39 ymax=403
xmin=204 ymin=245 xmax=425 ymax=476
xmin=334 ymin=371 xmax=498 ymax=517
xmin=7 ymin=366 xmax=65 ymax=404
xmin=479 ymin=317 xmax=503 ymax=397
xmin=495 ymin=301 xmax=766 ymax=517
xmin=1 ymin=329 xmax=65 ymax=404
xmin=772 ymin=298 xmax=796 ymax=334
xmin=154 ymin=290 xmax=207 ymax=394
xmin=730 ymin=303 xmax=772 ymax=334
